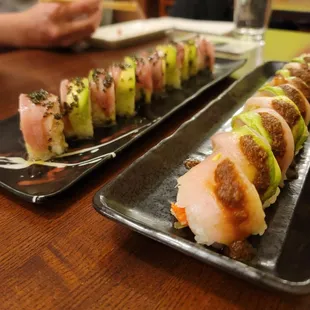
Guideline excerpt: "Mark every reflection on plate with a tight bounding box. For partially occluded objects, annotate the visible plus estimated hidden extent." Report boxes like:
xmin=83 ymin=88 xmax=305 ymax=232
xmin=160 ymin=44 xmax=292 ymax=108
xmin=0 ymin=58 xmax=245 ymax=203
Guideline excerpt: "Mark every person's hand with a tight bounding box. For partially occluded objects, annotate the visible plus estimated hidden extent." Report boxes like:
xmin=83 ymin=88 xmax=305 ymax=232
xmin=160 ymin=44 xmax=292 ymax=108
xmin=18 ymin=0 xmax=103 ymax=48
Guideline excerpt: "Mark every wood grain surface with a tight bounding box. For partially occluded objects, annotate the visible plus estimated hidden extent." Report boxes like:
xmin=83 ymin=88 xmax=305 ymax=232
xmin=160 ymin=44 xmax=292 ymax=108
xmin=1 ymin=31 xmax=310 ymax=309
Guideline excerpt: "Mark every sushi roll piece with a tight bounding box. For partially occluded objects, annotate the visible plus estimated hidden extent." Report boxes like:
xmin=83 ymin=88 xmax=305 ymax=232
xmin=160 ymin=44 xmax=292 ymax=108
xmin=282 ymin=62 xmax=310 ymax=87
xmin=124 ymin=56 xmax=153 ymax=104
xmin=172 ymin=151 xmax=267 ymax=246
xmin=256 ymin=84 xmax=310 ymax=125
xmin=292 ymin=54 xmax=310 ymax=64
xmin=195 ymin=35 xmax=215 ymax=72
xmin=148 ymin=51 xmax=166 ymax=94
xmin=271 ymin=70 xmax=310 ymax=100
xmin=232 ymin=108 xmax=295 ymax=183
xmin=211 ymin=126 xmax=282 ymax=206
xmin=244 ymin=96 xmax=308 ymax=153
xmin=19 ymin=89 xmax=68 ymax=161
xmin=88 ymin=69 xmax=116 ymax=127
xmin=174 ymin=41 xmax=190 ymax=81
xmin=156 ymin=44 xmax=181 ymax=89
xmin=109 ymin=63 xmax=136 ymax=117
xmin=186 ymin=39 xmax=199 ymax=77
xmin=60 ymin=77 xmax=93 ymax=139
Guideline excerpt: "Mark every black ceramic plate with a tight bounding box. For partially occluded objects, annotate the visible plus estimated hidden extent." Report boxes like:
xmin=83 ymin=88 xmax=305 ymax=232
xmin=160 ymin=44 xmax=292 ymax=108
xmin=93 ymin=61 xmax=310 ymax=295
xmin=0 ymin=58 xmax=244 ymax=203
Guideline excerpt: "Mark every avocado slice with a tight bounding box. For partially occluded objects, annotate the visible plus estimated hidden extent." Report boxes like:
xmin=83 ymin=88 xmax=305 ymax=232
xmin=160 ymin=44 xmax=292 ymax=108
xmin=65 ymin=77 xmax=93 ymax=139
xmin=258 ymin=85 xmax=285 ymax=97
xmin=187 ymin=40 xmax=198 ymax=77
xmin=156 ymin=44 xmax=181 ymax=89
xmin=114 ymin=63 xmax=136 ymax=117
xmin=180 ymin=43 xmax=190 ymax=81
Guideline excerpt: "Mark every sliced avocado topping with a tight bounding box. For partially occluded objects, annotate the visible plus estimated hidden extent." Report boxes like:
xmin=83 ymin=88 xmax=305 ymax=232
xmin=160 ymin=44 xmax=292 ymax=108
xmin=259 ymin=85 xmax=285 ymax=97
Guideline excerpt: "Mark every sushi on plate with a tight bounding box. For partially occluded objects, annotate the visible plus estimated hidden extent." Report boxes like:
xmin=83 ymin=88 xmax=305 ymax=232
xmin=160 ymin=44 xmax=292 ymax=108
xmin=19 ymin=89 xmax=68 ymax=161
xmin=171 ymin=151 xmax=267 ymax=246
xmin=211 ymin=126 xmax=282 ymax=206
xmin=256 ymin=84 xmax=310 ymax=125
xmin=89 ymin=68 xmax=116 ymax=127
xmin=60 ymin=77 xmax=94 ymax=139
xmin=244 ymin=95 xmax=308 ymax=153
xmin=109 ymin=63 xmax=136 ymax=117
xmin=232 ymin=108 xmax=295 ymax=183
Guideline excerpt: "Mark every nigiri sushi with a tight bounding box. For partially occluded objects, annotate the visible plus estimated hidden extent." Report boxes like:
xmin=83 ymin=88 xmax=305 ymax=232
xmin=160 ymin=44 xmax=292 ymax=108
xmin=283 ymin=62 xmax=310 ymax=86
xmin=256 ymin=84 xmax=310 ymax=125
xmin=244 ymin=96 xmax=308 ymax=153
xmin=148 ymin=51 xmax=166 ymax=94
xmin=211 ymin=126 xmax=281 ymax=205
xmin=172 ymin=152 xmax=267 ymax=246
xmin=271 ymin=70 xmax=310 ymax=100
xmin=124 ymin=56 xmax=153 ymax=103
xmin=60 ymin=77 xmax=93 ymax=139
xmin=232 ymin=108 xmax=295 ymax=182
xmin=109 ymin=63 xmax=136 ymax=117
xmin=19 ymin=89 xmax=68 ymax=161
xmin=88 ymin=68 xmax=116 ymax=127
xmin=156 ymin=44 xmax=181 ymax=89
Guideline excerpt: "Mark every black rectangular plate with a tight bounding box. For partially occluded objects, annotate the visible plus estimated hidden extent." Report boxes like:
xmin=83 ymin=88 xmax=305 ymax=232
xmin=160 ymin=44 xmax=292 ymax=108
xmin=0 ymin=58 xmax=244 ymax=203
xmin=93 ymin=61 xmax=310 ymax=295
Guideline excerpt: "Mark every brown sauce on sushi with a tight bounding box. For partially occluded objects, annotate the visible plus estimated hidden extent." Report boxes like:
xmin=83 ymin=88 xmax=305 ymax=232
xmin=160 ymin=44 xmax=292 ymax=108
xmin=287 ymin=64 xmax=310 ymax=86
xmin=279 ymin=84 xmax=306 ymax=119
xmin=272 ymin=98 xmax=300 ymax=128
xmin=239 ymin=135 xmax=270 ymax=196
xmin=291 ymin=78 xmax=310 ymax=100
xmin=259 ymin=112 xmax=286 ymax=160
xmin=214 ymin=159 xmax=249 ymax=240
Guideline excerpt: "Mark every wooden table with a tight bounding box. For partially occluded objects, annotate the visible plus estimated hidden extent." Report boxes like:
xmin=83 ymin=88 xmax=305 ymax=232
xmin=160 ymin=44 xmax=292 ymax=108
xmin=1 ymin=29 xmax=310 ymax=309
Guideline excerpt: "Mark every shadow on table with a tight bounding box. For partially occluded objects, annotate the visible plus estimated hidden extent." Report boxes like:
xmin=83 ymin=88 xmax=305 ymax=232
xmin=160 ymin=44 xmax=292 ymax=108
xmin=108 ymin=225 xmax=310 ymax=309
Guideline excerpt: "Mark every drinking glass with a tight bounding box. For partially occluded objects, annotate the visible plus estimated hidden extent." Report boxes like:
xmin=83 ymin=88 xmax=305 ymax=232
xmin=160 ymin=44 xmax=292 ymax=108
xmin=233 ymin=0 xmax=272 ymax=41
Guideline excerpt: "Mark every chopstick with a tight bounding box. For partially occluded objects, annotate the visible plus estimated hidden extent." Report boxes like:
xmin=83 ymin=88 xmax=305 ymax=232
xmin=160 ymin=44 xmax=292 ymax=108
xmin=39 ymin=0 xmax=138 ymax=12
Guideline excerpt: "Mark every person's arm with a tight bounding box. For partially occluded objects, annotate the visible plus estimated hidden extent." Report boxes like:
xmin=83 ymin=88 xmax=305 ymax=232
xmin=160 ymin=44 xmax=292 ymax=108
xmin=113 ymin=0 xmax=146 ymax=23
xmin=0 ymin=0 xmax=103 ymax=48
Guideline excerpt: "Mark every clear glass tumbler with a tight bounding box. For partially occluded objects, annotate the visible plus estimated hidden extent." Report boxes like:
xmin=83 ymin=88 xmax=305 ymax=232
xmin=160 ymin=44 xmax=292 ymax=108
xmin=233 ymin=0 xmax=272 ymax=41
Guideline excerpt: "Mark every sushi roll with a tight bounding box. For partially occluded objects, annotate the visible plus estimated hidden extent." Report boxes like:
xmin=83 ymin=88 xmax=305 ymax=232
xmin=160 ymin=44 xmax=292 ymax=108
xmin=292 ymin=54 xmax=310 ymax=64
xmin=271 ymin=70 xmax=310 ymax=100
xmin=156 ymin=44 xmax=181 ymax=89
xmin=244 ymin=96 xmax=308 ymax=153
xmin=186 ymin=39 xmax=199 ymax=77
xmin=19 ymin=89 xmax=68 ymax=161
xmin=282 ymin=63 xmax=310 ymax=86
xmin=109 ymin=63 xmax=136 ymax=117
xmin=256 ymin=84 xmax=310 ymax=125
xmin=124 ymin=56 xmax=153 ymax=104
xmin=173 ymin=41 xmax=190 ymax=81
xmin=195 ymin=35 xmax=215 ymax=72
xmin=211 ymin=126 xmax=282 ymax=206
xmin=148 ymin=51 xmax=166 ymax=94
xmin=232 ymin=108 xmax=294 ymax=183
xmin=172 ymin=151 xmax=267 ymax=246
xmin=60 ymin=77 xmax=93 ymax=139
xmin=88 ymin=69 xmax=116 ymax=127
